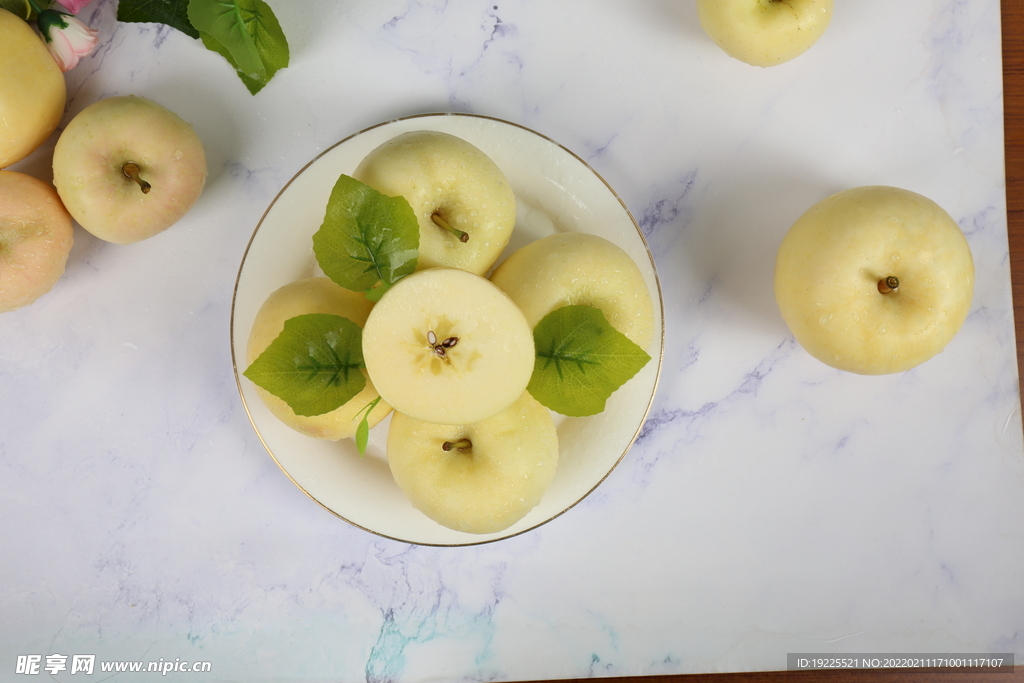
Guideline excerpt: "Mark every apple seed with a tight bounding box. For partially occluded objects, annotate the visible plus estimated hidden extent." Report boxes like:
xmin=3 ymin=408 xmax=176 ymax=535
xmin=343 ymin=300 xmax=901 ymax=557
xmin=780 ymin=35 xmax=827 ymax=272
xmin=121 ymin=162 xmax=152 ymax=194
xmin=427 ymin=330 xmax=459 ymax=358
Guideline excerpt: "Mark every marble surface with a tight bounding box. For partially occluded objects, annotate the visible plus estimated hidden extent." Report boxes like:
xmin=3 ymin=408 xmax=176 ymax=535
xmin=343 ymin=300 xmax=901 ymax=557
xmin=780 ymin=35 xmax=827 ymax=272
xmin=2 ymin=0 xmax=1021 ymax=681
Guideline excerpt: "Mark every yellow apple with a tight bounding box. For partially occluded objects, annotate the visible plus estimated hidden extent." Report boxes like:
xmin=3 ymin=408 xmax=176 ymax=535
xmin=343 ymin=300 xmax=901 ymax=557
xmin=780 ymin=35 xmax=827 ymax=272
xmin=247 ymin=277 xmax=392 ymax=440
xmin=353 ymin=130 xmax=516 ymax=276
xmin=695 ymin=0 xmax=833 ymax=67
xmin=489 ymin=232 xmax=655 ymax=350
xmin=386 ymin=391 xmax=558 ymax=534
xmin=52 ymin=96 xmax=207 ymax=244
xmin=0 ymin=8 xmax=67 ymax=168
xmin=774 ymin=186 xmax=975 ymax=375
xmin=0 ymin=171 xmax=74 ymax=313
xmin=361 ymin=267 xmax=535 ymax=425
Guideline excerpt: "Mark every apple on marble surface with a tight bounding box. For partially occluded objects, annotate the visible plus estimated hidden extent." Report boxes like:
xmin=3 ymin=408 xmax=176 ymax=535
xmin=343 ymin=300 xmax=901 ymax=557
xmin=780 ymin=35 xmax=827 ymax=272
xmin=361 ymin=267 xmax=535 ymax=426
xmin=0 ymin=171 xmax=74 ymax=313
xmin=52 ymin=95 xmax=207 ymax=244
xmin=387 ymin=391 xmax=558 ymax=534
xmin=0 ymin=8 xmax=67 ymax=168
xmin=774 ymin=185 xmax=975 ymax=375
xmin=353 ymin=130 xmax=516 ymax=276
xmin=695 ymin=0 xmax=833 ymax=67
xmin=247 ymin=277 xmax=392 ymax=440
xmin=489 ymin=232 xmax=655 ymax=350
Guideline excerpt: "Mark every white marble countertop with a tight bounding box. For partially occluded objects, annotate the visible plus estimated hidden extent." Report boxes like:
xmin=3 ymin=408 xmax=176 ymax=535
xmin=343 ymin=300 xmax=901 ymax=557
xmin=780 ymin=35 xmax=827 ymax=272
xmin=2 ymin=0 xmax=1021 ymax=681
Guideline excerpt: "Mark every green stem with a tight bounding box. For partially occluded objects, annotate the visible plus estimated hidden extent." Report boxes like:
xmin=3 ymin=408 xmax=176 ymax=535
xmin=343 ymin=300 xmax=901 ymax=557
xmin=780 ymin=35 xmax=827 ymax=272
xmin=431 ymin=213 xmax=469 ymax=243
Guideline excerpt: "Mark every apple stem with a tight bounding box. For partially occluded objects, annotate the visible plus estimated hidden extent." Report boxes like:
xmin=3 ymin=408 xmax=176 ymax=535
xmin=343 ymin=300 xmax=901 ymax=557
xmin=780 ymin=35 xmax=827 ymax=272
xmin=442 ymin=438 xmax=472 ymax=452
xmin=878 ymin=276 xmax=900 ymax=294
xmin=431 ymin=213 xmax=469 ymax=243
xmin=121 ymin=162 xmax=152 ymax=194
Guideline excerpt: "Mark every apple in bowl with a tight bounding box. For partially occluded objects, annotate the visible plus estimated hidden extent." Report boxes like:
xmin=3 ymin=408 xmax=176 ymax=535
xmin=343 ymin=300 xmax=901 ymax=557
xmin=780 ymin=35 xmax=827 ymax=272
xmin=353 ymin=130 xmax=516 ymax=276
xmin=774 ymin=185 xmax=974 ymax=375
xmin=246 ymin=277 xmax=392 ymax=440
xmin=52 ymin=95 xmax=207 ymax=244
xmin=387 ymin=391 xmax=559 ymax=534
xmin=489 ymin=232 xmax=655 ymax=350
xmin=696 ymin=0 xmax=833 ymax=67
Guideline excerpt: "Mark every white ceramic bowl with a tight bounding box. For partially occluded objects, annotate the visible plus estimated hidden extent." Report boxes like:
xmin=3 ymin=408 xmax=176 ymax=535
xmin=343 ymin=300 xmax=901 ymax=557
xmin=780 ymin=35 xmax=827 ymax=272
xmin=231 ymin=113 xmax=664 ymax=546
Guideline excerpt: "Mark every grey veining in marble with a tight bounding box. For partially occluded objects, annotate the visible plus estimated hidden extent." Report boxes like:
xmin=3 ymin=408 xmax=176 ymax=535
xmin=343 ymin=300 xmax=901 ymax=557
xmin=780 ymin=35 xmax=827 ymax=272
xmin=2 ymin=0 xmax=1021 ymax=680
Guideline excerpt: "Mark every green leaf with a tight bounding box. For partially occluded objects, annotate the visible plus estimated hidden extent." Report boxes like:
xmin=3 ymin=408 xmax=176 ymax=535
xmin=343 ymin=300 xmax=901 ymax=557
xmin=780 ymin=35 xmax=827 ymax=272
xmin=353 ymin=396 xmax=382 ymax=456
xmin=354 ymin=417 xmax=369 ymax=454
xmin=313 ymin=175 xmax=419 ymax=295
xmin=196 ymin=0 xmax=288 ymax=94
xmin=362 ymin=281 xmax=389 ymax=303
xmin=198 ymin=30 xmax=265 ymax=94
xmin=117 ymin=0 xmax=199 ymax=39
xmin=243 ymin=313 xmax=366 ymax=417
xmin=187 ymin=0 xmax=263 ymax=78
xmin=528 ymin=305 xmax=651 ymax=417
xmin=0 ymin=0 xmax=32 ymax=20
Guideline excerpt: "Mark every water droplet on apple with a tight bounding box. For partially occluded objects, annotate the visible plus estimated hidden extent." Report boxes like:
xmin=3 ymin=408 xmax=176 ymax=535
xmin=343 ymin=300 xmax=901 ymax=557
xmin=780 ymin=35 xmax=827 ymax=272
xmin=877 ymin=326 xmax=887 ymax=335
xmin=173 ymin=150 xmax=183 ymax=160
xmin=890 ymin=252 xmax=900 ymax=261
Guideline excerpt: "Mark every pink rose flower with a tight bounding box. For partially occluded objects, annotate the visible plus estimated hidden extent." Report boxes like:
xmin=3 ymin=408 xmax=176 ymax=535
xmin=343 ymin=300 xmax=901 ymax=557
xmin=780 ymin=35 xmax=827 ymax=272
xmin=55 ymin=0 xmax=92 ymax=13
xmin=37 ymin=10 xmax=98 ymax=72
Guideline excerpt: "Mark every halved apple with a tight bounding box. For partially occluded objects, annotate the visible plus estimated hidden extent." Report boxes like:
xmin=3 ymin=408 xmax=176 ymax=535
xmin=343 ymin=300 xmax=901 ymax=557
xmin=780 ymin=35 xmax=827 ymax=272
xmin=361 ymin=267 xmax=534 ymax=425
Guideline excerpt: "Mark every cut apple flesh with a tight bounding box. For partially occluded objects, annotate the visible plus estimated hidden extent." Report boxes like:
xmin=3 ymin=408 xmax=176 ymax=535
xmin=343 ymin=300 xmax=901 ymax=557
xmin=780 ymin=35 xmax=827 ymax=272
xmin=362 ymin=267 xmax=535 ymax=425
xmin=387 ymin=391 xmax=559 ymax=534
